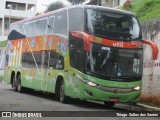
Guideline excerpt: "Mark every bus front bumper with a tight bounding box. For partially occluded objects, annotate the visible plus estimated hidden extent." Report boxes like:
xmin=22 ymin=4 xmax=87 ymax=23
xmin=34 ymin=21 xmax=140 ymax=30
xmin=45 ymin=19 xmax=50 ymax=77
xmin=79 ymin=81 xmax=141 ymax=103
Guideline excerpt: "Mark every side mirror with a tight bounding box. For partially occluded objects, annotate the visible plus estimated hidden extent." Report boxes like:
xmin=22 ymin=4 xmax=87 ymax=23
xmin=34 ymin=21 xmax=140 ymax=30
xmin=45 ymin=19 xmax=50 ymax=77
xmin=142 ymin=40 xmax=159 ymax=60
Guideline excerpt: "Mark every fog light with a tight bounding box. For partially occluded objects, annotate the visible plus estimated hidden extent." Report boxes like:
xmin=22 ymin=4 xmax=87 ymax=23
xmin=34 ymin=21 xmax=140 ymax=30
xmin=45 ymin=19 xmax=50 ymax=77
xmin=85 ymin=89 xmax=93 ymax=96
xmin=133 ymin=86 xmax=141 ymax=91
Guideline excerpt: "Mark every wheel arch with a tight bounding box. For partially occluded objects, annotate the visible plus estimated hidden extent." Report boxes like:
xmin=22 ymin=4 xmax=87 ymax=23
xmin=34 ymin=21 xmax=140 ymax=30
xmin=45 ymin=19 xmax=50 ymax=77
xmin=16 ymin=71 xmax=21 ymax=79
xmin=55 ymin=75 xmax=64 ymax=94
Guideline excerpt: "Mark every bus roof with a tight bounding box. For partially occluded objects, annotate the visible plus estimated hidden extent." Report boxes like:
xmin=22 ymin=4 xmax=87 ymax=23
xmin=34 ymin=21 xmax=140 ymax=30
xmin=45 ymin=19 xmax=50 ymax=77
xmin=12 ymin=5 xmax=135 ymax=26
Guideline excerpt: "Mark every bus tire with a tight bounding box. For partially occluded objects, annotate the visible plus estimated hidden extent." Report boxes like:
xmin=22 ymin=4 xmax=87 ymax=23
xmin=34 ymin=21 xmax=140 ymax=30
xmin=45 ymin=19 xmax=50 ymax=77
xmin=59 ymin=80 xmax=69 ymax=103
xmin=12 ymin=77 xmax=17 ymax=91
xmin=17 ymin=75 xmax=24 ymax=93
xmin=104 ymin=101 xmax=115 ymax=108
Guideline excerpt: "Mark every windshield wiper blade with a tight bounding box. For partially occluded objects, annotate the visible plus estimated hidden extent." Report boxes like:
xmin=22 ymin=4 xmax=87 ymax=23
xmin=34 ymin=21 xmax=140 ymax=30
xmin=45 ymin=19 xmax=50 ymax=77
xmin=87 ymin=71 xmax=115 ymax=77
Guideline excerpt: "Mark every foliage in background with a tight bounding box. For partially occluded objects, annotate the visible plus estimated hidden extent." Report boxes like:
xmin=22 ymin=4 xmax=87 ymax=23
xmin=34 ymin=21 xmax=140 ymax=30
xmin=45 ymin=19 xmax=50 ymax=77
xmin=117 ymin=0 xmax=160 ymax=22
xmin=45 ymin=1 xmax=66 ymax=12
xmin=0 ymin=76 xmax=4 ymax=82
xmin=67 ymin=0 xmax=85 ymax=5
xmin=0 ymin=41 xmax=7 ymax=47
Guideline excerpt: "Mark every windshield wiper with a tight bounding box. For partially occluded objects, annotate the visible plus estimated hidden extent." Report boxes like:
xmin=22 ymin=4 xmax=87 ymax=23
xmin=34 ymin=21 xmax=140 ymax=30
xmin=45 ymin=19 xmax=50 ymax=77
xmin=86 ymin=71 xmax=115 ymax=77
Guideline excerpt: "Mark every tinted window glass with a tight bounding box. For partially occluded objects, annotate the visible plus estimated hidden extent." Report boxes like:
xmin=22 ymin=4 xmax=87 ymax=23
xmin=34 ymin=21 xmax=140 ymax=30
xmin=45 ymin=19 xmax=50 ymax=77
xmin=43 ymin=51 xmax=49 ymax=69
xmin=49 ymin=51 xmax=64 ymax=69
xmin=24 ymin=18 xmax=48 ymax=37
xmin=47 ymin=16 xmax=55 ymax=35
xmin=8 ymin=24 xmax=26 ymax=40
xmin=69 ymin=36 xmax=84 ymax=71
xmin=69 ymin=8 xmax=84 ymax=31
xmin=5 ymin=54 xmax=9 ymax=65
xmin=86 ymin=9 xmax=142 ymax=41
xmin=54 ymin=10 xmax=67 ymax=35
xmin=22 ymin=51 xmax=42 ymax=68
xmin=43 ymin=51 xmax=64 ymax=69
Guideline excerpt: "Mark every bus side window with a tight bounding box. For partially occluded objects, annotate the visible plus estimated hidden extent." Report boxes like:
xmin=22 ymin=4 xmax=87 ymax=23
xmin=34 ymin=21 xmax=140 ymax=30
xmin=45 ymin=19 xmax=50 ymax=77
xmin=22 ymin=51 xmax=42 ymax=68
xmin=43 ymin=51 xmax=49 ymax=69
xmin=5 ymin=54 xmax=9 ymax=66
xmin=22 ymin=52 xmax=36 ymax=68
xmin=69 ymin=8 xmax=84 ymax=32
xmin=47 ymin=16 xmax=55 ymax=35
xmin=24 ymin=18 xmax=48 ymax=37
xmin=54 ymin=10 xmax=67 ymax=35
xmin=8 ymin=24 xmax=25 ymax=40
xmin=69 ymin=37 xmax=84 ymax=72
xmin=49 ymin=51 xmax=64 ymax=69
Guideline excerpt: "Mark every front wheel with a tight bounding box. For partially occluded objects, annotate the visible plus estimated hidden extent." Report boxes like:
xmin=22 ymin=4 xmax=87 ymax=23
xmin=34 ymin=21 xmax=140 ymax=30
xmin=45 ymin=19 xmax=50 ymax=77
xmin=104 ymin=101 xmax=115 ymax=108
xmin=17 ymin=75 xmax=24 ymax=93
xmin=59 ymin=80 xmax=69 ymax=103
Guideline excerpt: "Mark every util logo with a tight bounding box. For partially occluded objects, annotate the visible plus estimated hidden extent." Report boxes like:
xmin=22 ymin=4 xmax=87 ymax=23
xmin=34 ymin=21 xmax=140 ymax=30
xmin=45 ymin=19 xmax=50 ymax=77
xmin=113 ymin=42 xmax=123 ymax=48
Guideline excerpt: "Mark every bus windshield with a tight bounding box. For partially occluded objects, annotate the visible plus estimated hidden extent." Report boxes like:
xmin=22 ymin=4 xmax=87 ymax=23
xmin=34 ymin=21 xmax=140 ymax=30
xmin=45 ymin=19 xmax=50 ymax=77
xmin=86 ymin=43 xmax=143 ymax=81
xmin=86 ymin=9 xmax=142 ymax=41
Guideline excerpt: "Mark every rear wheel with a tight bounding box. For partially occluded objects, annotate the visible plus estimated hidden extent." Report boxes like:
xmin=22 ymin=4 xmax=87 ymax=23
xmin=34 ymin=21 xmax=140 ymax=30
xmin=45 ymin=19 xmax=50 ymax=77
xmin=104 ymin=101 xmax=115 ymax=108
xmin=12 ymin=77 xmax=17 ymax=91
xmin=59 ymin=80 xmax=69 ymax=103
xmin=17 ymin=75 xmax=24 ymax=93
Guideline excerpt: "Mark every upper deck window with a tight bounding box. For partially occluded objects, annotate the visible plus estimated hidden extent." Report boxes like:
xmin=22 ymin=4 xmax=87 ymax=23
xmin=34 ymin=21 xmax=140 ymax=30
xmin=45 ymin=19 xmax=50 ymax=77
xmin=8 ymin=24 xmax=26 ymax=40
xmin=24 ymin=18 xmax=48 ymax=37
xmin=86 ymin=9 xmax=142 ymax=41
xmin=54 ymin=10 xmax=67 ymax=35
xmin=69 ymin=8 xmax=84 ymax=31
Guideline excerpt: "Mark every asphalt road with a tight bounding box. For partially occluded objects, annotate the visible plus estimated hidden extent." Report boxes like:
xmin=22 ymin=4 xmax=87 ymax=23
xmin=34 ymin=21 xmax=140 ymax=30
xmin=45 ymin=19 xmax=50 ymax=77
xmin=0 ymin=82 xmax=159 ymax=120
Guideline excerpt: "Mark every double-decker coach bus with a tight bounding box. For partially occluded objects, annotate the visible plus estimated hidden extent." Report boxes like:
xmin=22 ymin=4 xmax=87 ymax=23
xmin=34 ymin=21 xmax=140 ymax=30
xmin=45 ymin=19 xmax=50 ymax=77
xmin=4 ymin=5 xmax=158 ymax=107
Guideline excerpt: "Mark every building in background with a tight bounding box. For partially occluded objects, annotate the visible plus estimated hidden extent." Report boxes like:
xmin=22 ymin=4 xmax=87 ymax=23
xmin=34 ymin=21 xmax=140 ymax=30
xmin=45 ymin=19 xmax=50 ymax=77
xmin=101 ymin=0 xmax=119 ymax=7
xmin=0 ymin=0 xmax=37 ymax=41
xmin=119 ymin=0 xmax=126 ymax=6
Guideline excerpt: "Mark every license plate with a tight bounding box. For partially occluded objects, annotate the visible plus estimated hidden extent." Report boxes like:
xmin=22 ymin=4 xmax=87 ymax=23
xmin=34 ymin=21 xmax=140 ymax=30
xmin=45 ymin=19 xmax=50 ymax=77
xmin=109 ymin=97 xmax=120 ymax=102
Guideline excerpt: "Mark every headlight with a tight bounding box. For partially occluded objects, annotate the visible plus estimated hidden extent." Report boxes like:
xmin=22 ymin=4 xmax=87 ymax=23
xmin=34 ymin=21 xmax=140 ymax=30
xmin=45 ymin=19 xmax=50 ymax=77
xmin=76 ymin=74 xmax=98 ymax=87
xmin=133 ymin=86 xmax=141 ymax=91
xmin=87 ymin=81 xmax=97 ymax=87
xmin=82 ymin=79 xmax=97 ymax=87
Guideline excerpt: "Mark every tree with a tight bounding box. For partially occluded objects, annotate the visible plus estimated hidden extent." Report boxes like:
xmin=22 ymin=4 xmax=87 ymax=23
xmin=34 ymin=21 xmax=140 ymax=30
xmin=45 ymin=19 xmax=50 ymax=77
xmin=45 ymin=1 xmax=65 ymax=13
xmin=67 ymin=0 xmax=85 ymax=5
xmin=68 ymin=0 xmax=101 ymax=5
xmin=85 ymin=0 xmax=101 ymax=5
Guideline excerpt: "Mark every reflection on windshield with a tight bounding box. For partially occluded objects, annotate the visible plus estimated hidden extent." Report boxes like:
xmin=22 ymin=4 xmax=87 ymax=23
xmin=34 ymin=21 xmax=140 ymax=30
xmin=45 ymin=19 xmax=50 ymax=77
xmin=86 ymin=9 xmax=142 ymax=41
xmin=87 ymin=43 xmax=143 ymax=78
xmin=89 ymin=43 xmax=111 ymax=72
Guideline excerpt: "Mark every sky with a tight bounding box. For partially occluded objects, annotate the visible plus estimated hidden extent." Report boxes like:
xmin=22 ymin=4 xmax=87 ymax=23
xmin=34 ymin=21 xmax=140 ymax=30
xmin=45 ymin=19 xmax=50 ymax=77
xmin=37 ymin=0 xmax=70 ymax=13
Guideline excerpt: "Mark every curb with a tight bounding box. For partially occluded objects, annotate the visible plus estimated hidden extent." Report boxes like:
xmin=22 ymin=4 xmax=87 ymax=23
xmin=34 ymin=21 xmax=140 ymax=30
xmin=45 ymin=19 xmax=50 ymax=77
xmin=137 ymin=103 xmax=160 ymax=111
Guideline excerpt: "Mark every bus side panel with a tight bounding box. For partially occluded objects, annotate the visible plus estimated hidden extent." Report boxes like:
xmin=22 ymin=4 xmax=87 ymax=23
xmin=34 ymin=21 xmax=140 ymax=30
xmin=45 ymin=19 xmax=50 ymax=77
xmin=4 ymin=66 xmax=12 ymax=84
xmin=20 ymin=68 xmax=41 ymax=90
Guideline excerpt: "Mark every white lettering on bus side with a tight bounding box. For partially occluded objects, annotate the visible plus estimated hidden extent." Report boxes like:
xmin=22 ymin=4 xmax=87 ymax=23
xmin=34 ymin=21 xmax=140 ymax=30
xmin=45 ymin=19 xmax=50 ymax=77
xmin=113 ymin=42 xmax=123 ymax=48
